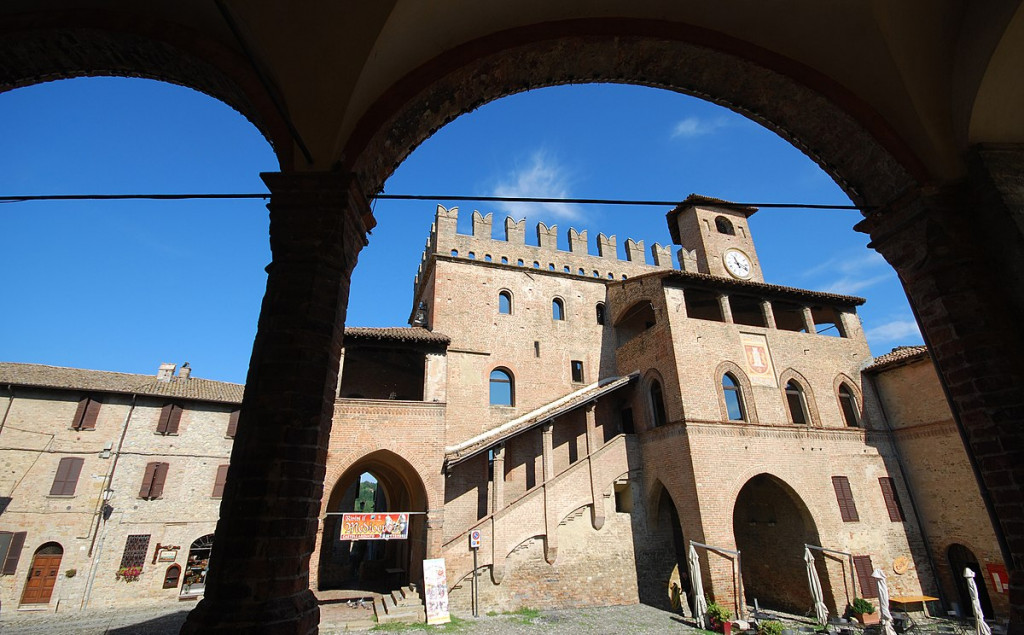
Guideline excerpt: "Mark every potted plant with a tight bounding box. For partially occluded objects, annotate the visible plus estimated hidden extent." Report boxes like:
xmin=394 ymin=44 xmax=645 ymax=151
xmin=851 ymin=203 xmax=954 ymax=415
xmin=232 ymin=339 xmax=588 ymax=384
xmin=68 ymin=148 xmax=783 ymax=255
xmin=758 ymin=620 xmax=784 ymax=635
xmin=851 ymin=598 xmax=878 ymax=625
xmin=707 ymin=597 xmax=734 ymax=635
xmin=116 ymin=565 xmax=142 ymax=582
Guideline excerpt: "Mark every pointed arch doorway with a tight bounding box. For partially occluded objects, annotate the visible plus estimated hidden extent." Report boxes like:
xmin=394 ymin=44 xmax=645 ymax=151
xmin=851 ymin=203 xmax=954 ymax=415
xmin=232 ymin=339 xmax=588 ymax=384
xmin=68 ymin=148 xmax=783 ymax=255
xmin=319 ymin=451 xmax=428 ymax=593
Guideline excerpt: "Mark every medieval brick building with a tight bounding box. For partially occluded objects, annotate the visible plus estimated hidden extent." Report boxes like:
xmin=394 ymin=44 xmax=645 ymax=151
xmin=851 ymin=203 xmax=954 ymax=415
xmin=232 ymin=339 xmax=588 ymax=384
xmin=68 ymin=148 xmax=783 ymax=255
xmin=0 ymin=198 xmax=1008 ymax=625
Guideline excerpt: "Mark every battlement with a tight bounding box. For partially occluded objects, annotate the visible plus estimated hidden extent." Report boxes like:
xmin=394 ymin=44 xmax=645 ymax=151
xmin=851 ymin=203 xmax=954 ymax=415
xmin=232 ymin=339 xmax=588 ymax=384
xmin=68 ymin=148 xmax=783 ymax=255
xmin=414 ymin=205 xmax=677 ymax=301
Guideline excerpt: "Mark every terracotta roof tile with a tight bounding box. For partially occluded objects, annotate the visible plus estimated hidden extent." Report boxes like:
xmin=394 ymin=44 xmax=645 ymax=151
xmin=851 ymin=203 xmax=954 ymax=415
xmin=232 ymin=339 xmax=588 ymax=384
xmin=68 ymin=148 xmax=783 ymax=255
xmin=0 ymin=363 xmax=243 ymax=404
xmin=864 ymin=346 xmax=929 ymax=372
xmin=344 ymin=327 xmax=450 ymax=344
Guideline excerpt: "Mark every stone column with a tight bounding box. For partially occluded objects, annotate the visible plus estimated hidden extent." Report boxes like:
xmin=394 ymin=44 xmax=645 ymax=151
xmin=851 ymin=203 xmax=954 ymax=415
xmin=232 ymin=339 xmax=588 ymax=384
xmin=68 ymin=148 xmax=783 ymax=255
xmin=760 ymin=300 xmax=776 ymax=329
xmin=182 ymin=171 xmax=370 ymax=635
xmin=800 ymin=306 xmax=816 ymax=334
xmin=541 ymin=422 xmax=557 ymax=563
xmin=856 ymin=166 xmax=1024 ymax=633
xmin=491 ymin=444 xmax=505 ymax=513
xmin=717 ymin=293 xmax=733 ymax=324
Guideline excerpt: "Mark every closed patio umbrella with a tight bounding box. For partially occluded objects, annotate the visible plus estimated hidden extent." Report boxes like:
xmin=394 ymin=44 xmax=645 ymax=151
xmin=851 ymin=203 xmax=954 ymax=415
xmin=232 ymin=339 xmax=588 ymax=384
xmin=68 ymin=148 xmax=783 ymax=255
xmin=871 ymin=568 xmax=898 ymax=635
xmin=964 ymin=568 xmax=992 ymax=635
xmin=690 ymin=543 xmax=708 ymax=629
xmin=804 ymin=547 xmax=829 ymax=626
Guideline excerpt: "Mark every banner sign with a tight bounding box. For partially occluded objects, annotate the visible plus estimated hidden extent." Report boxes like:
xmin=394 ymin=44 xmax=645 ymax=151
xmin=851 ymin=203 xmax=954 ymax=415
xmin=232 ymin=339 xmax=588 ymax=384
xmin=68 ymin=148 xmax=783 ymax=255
xmin=339 ymin=513 xmax=409 ymax=540
xmin=423 ymin=558 xmax=451 ymax=625
xmin=740 ymin=333 xmax=777 ymax=387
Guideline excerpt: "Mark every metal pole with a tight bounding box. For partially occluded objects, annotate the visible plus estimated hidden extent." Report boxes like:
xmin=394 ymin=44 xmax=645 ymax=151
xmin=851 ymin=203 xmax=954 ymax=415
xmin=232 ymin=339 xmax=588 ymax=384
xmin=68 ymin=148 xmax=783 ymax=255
xmin=472 ymin=548 xmax=479 ymax=617
xmin=806 ymin=544 xmax=859 ymax=602
xmin=691 ymin=541 xmax=745 ymax=620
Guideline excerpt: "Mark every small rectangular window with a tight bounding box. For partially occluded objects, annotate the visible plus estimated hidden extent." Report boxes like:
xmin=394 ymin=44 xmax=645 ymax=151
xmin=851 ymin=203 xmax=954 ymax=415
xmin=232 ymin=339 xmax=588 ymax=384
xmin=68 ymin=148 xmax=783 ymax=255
xmin=212 ymin=464 xmax=229 ymax=498
xmin=120 ymin=534 xmax=151 ymax=571
xmin=879 ymin=477 xmax=906 ymax=522
xmin=832 ymin=475 xmax=859 ymax=522
xmin=571 ymin=360 xmax=584 ymax=383
xmin=0 ymin=531 xmax=27 ymax=575
xmin=226 ymin=409 xmax=240 ymax=438
xmin=534 ymin=341 xmax=540 ymax=357
xmin=156 ymin=403 xmax=183 ymax=435
xmin=853 ymin=555 xmax=878 ymax=598
xmin=49 ymin=457 xmax=84 ymax=496
xmin=72 ymin=395 xmax=101 ymax=430
xmin=139 ymin=462 xmax=169 ymax=499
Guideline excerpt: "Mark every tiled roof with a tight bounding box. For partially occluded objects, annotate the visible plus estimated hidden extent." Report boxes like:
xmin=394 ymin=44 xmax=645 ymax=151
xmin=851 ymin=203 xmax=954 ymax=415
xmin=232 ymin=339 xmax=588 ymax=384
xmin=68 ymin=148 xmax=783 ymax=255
xmin=667 ymin=194 xmax=759 ymax=243
xmin=864 ymin=346 xmax=929 ymax=372
xmin=344 ymin=327 xmax=450 ymax=345
xmin=444 ymin=372 xmax=638 ymax=467
xmin=626 ymin=269 xmax=866 ymax=306
xmin=0 ymin=363 xmax=243 ymax=404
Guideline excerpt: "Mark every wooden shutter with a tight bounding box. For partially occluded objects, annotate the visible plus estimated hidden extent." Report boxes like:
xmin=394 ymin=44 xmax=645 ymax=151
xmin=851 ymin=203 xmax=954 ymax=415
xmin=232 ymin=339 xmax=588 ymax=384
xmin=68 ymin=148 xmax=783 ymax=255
xmin=81 ymin=397 xmax=101 ymax=430
xmin=72 ymin=397 xmax=89 ymax=429
xmin=149 ymin=463 xmax=169 ymax=499
xmin=226 ymin=409 xmax=240 ymax=438
xmin=879 ymin=477 xmax=906 ymax=522
xmin=139 ymin=462 xmax=158 ymax=498
xmin=1 ymin=531 xmax=27 ymax=575
xmin=212 ymin=464 xmax=229 ymax=498
xmin=854 ymin=555 xmax=878 ymax=598
xmin=831 ymin=475 xmax=859 ymax=522
xmin=157 ymin=404 xmax=182 ymax=435
xmin=49 ymin=457 xmax=84 ymax=496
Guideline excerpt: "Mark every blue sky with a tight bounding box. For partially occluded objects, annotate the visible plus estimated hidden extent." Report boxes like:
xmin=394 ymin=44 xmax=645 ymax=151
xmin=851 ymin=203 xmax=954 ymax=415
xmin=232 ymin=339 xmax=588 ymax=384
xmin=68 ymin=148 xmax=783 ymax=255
xmin=0 ymin=78 xmax=922 ymax=384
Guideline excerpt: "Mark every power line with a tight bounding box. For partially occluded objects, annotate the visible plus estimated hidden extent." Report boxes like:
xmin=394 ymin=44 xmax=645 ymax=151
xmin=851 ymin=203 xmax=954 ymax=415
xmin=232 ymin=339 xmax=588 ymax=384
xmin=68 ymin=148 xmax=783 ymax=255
xmin=0 ymin=192 xmax=869 ymax=211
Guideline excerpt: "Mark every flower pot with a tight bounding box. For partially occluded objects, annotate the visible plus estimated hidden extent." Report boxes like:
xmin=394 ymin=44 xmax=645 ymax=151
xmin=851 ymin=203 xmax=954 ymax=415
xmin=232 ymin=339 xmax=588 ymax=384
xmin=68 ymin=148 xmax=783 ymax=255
xmin=722 ymin=621 xmax=733 ymax=635
xmin=855 ymin=612 xmax=879 ymax=625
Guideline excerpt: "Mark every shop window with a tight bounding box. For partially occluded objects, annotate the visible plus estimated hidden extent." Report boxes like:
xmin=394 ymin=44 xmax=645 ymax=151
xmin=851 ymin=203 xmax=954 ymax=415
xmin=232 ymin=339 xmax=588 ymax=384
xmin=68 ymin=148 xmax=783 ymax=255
xmin=838 ymin=384 xmax=860 ymax=427
xmin=571 ymin=360 xmax=585 ymax=383
xmin=156 ymin=403 xmax=183 ymax=435
xmin=211 ymin=465 xmax=229 ymax=498
xmin=785 ymin=381 xmax=809 ymax=425
xmin=489 ymin=368 xmax=514 ymax=406
xmin=650 ymin=380 xmax=667 ymax=427
xmin=552 ymin=298 xmax=565 ymax=321
xmin=715 ymin=215 xmax=736 ymax=235
xmin=71 ymin=395 xmax=101 ymax=430
xmin=722 ymin=373 xmax=746 ymax=421
xmin=49 ymin=457 xmax=84 ymax=496
xmin=832 ymin=475 xmax=859 ymax=522
xmin=139 ymin=462 xmax=169 ymax=499
xmin=163 ymin=564 xmax=181 ymax=589
xmin=498 ymin=291 xmax=512 ymax=315
xmin=182 ymin=534 xmax=213 ymax=596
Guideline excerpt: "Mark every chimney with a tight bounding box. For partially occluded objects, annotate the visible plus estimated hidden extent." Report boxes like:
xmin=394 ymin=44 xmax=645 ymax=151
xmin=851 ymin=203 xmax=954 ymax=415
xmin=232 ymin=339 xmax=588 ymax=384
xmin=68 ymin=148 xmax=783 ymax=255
xmin=156 ymin=363 xmax=176 ymax=382
xmin=178 ymin=363 xmax=191 ymax=380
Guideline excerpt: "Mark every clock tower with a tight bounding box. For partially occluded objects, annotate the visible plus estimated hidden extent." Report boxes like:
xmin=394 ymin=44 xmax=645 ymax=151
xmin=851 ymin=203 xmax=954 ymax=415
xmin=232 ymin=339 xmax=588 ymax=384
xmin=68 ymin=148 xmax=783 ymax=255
xmin=667 ymin=194 xmax=764 ymax=283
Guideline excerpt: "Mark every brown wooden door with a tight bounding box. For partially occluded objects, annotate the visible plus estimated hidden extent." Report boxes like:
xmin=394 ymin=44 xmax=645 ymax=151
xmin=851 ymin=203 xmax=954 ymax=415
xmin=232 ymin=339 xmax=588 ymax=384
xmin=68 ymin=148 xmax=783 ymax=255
xmin=20 ymin=553 xmax=61 ymax=604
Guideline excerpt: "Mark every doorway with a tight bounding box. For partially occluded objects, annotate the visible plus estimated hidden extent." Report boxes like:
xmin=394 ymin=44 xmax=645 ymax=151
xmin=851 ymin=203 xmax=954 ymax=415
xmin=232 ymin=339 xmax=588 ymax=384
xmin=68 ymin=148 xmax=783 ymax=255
xmin=947 ymin=544 xmax=994 ymax=618
xmin=181 ymin=534 xmax=214 ymax=597
xmin=20 ymin=542 xmax=63 ymax=605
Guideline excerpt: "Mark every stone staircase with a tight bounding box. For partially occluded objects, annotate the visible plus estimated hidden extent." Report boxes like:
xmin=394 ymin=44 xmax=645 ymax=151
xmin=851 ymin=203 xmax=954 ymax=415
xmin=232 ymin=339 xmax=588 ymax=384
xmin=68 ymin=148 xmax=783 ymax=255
xmin=373 ymin=585 xmax=426 ymax=625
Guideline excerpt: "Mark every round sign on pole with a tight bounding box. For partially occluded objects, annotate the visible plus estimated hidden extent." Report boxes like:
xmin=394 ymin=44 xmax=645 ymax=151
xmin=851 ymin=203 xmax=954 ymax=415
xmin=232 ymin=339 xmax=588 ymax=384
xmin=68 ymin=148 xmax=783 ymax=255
xmin=470 ymin=530 xmax=481 ymax=549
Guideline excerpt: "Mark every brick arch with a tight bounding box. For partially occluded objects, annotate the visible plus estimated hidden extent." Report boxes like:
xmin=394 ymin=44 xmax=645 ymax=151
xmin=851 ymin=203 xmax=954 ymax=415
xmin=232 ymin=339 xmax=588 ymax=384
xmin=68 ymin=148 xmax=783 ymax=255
xmin=344 ymin=18 xmax=925 ymax=207
xmin=322 ymin=449 xmax=430 ymax=514
xmin=714 ymin=360 xmax=759 ymax=423
xmin=778 ymin=367 xmax=821 ymax=428
xmin=0 ymin=10 xmax=290 ymax=166
xmin=642 ymin=367 xmax=677 ymax=429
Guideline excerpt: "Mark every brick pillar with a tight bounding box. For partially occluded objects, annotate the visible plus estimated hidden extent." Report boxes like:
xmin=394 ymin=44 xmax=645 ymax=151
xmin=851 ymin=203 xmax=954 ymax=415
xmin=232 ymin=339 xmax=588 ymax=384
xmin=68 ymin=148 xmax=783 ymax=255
xmin=760 ymin=300 xmax=776 ymax=329
xmin=542 ymin=423 xmax=557 ymax=563
xmin=491 ymin=444 xmax=505 ymax=513
xmin=718 ymin=293 xmax=733 ymax=324
xmin=584 ymin=403 xmax=606 ymax=530
xmin=181 ymin=171 xmax=370 ymax=635
xmin=856 ymin=172 xmax=1024 ymax=633
xmin=800 ymin=306 xmax=816 ymax=334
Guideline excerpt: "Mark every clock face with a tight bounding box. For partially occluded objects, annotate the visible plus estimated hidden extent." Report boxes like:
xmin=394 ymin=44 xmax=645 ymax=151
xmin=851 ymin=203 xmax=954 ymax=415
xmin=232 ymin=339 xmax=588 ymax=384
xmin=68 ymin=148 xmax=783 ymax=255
xmin=724 ymin=249 xmax=752 ymax=279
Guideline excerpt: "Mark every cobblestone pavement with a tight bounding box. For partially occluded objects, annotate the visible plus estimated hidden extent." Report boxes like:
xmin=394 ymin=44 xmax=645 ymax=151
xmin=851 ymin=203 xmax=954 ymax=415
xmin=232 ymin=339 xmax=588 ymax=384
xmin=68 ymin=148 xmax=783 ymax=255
xmin=0 ymin=603 xmax=705 ymax=634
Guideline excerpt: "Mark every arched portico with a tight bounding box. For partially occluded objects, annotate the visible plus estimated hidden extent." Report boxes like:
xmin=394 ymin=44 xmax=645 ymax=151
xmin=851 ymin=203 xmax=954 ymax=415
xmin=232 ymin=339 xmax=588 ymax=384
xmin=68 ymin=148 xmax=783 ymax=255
xmin=0 ymin=6 xmax=1022 ymax=634
xmin=317 ymin=450 xmax=429 ymax=593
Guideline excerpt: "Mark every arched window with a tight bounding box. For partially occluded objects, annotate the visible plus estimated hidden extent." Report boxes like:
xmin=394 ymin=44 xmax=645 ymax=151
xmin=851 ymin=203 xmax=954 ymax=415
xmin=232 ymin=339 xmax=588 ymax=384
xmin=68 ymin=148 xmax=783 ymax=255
xmin=501 ymin=256 xmax=509 ymax=264
xmin=163 ymin=564 xmax=182 ymax=589
xmin=785 ymin=380 xmax=809 ymax=424
xmin=722 ymin=373 xmax=746 ymax=421
xmin=498 ymin=291 xmax=512 ymax=315
xmin=489 ymin=368 xmax=514 ymax=406
xmin=838 ymin=384 xmax=860 ymax=427
xmin=450 ymin=249 xmax=458 ymax=257
xmin=715 ymin=215 xmax=736 ymax=235
xmin=484 ymin=254 xmax=492 ymax=262
xmin=596 ymin=303 xmax=606 ymax=325
xmin=552 ymin=298 xmax=565 ymax=321
xmin=650 ymin=380 xmax=668 ymax=427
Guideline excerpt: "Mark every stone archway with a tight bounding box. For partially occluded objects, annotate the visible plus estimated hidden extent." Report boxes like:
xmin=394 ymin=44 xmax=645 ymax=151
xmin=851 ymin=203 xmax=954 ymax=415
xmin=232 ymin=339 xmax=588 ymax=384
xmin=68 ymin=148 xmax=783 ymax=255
xmin=635 ymin=482 xmax=690 ymax=612
xmin=733 ymin=474 xmax=836 ymax=614
xmin=318 ymin=450 xmax=429 ymax=594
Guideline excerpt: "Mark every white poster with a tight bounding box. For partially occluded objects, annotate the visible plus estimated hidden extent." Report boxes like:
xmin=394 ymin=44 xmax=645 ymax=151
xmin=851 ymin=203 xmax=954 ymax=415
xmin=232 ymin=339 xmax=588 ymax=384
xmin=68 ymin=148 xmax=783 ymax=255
xmin=423 ymin=558 xmax=451 ymax=625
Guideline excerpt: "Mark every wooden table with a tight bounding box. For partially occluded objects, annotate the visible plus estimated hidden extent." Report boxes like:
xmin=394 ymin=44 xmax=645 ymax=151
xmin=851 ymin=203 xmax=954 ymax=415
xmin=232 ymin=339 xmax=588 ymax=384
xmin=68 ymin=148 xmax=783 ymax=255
xmin=890 ymin=595 xmax=939 ymax=617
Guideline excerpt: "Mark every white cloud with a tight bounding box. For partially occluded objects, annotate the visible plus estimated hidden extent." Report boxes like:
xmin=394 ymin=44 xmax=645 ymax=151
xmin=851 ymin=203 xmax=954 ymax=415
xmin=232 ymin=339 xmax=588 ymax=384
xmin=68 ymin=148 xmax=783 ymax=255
xmin=670 ymin=116 xmax=729 ymax=139
xmin=491 ymin=150 xmax=583 ymax=221
xmin=805 ymin=251 xmax=892 ymax=295
xmin=865 ymin=319 xmax=922 ymax=344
